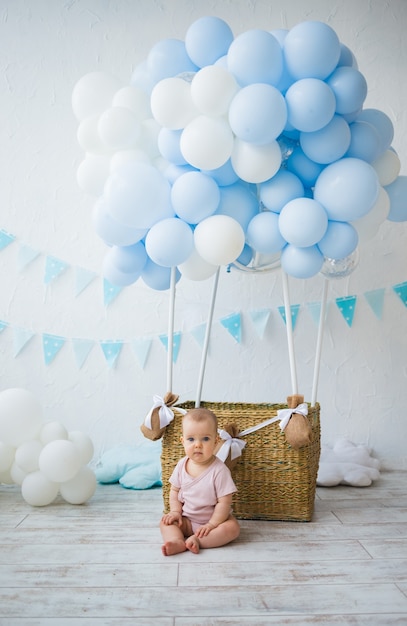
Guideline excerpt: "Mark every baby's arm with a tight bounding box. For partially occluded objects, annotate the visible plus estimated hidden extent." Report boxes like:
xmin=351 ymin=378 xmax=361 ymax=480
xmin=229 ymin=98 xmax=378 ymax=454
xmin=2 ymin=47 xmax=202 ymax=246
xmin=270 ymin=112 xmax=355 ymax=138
xmin=194 ymin=493 xmax=233 ymax=538
xmin=161 ymin=486 xmax=183 ymax=526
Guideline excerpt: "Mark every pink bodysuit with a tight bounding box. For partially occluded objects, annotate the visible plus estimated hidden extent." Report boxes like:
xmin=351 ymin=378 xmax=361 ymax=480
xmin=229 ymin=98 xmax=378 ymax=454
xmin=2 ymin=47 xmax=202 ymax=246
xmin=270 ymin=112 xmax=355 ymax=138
xmin=169 ymin=456 xmax=237 ymax=531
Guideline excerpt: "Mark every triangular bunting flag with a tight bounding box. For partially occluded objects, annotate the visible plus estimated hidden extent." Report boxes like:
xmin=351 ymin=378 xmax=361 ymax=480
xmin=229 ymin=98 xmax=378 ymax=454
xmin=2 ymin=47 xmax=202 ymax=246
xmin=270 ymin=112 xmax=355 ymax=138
xmin=18 ymin=244 xmax=40 ymax=271
xmin=307 ymin=301 xmax=330 ymax=326
xmin=364 ymin=288 xmax=386 ymax=319
xmin=44 ymin=256 xmax=69 ymax=285
xmin=392 ymin=281 xmax=407 ymax=307
xmin=220 ymin=312 xmax=242 ymax=343
xmin=100 ymin=340 xmax=123 ymax=368
xmin=0 ymin=229 xmax=15 ymax=251
xmin=103 ymin=279 xmax=123 ymax=307
xmin=131 ymin=337 xmax=152 ymax=369
xmin=42 ymin=333 xmax=66 ymax=365
xmin=335 ymin=295 xmax=357 ymax=327
xmin=72 ymin=338 xmax=94 ymax=369
xmin=13 ymin=328 xmax=35 ymax=357
xmin=75 ymin=267 xmax=97 ymax=297
xmin=190 ymin=323 xmax=207 ymax=349
xmin=0 ymin=321 xmax=8 ymax=333
xmin=249 ymin=309 xmax=271 ymax=338
xmin=278 ymin=304 xmax=300 ymax=330
xmin=159 ymin=332 xmax=182 ymax=363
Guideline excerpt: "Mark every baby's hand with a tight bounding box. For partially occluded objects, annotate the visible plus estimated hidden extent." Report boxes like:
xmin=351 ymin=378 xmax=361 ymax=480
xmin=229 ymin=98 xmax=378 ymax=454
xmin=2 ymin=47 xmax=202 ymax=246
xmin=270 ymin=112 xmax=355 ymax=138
xmin=161 ymin=511 xmax=182 ymax=526
xmin=194 ymin=522 xmax=215 ymax=538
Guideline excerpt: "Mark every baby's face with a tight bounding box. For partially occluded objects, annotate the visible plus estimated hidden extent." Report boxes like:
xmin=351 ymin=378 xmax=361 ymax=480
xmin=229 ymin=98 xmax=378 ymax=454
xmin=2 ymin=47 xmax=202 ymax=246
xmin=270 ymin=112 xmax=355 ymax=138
xmin=181 ymin=417 xmax=218 ymax=465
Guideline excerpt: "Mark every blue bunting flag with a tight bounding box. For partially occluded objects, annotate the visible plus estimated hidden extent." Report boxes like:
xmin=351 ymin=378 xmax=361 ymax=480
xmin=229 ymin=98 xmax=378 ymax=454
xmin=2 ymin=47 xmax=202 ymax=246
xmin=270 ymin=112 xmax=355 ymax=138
xmin=100 ymin=340 xmax=123 ymax=368
xmin=392 ymin=281 xmax=407 ymax=307
xmin=249 ymin=309 xmax=271 ymax=338
xmin=159 ymin=332 xmax=181 ymax=363
xmin=44 ymin=256 xmax=69 ymax=285
xmin=131 ymin=337 xmax=152 ymax=369
xmin=335 ymin=296 xmax=357 ymax=327
xmin=0 ymin=229 xmax=15 ymax=251
xmin=72 ymin=338 xmax=95 ymax=369
xmin=220 ymin=312 xmax=242 ymax=343
xmin=278 ymin=304 xmax=300 ymax=330
xmin=364 ymin=288 xmax=385 ymax=320
xmin=42 ymin=333 xmax=66 ymax=365
xmin=13 ymin=328 xmax=35 ymax=357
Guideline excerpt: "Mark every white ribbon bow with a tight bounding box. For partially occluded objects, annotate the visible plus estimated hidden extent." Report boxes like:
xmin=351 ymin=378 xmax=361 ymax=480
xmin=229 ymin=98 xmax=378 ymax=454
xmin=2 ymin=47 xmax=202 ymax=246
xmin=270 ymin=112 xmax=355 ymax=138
xmin=144 ymin=394 xmax=182 ymax=429
xmin=277 ymin=403 xmax=308 ymax=432
xmin=216 ymin=429 xmax=247 ymax=462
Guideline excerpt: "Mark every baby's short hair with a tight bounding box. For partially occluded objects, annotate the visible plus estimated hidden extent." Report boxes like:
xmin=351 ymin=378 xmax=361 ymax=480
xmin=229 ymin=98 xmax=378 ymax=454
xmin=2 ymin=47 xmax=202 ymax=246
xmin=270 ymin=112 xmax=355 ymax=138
xmin=183 ymin=408 xmax=218 ymax=431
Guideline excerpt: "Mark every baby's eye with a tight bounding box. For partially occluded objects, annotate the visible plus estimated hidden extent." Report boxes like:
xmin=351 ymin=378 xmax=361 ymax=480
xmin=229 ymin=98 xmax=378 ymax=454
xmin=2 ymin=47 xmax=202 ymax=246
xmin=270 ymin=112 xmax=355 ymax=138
xmin=187 ymin=437 xmax=195 ymax=442
xmin=202 ymin=437 xmax=210 ymax=442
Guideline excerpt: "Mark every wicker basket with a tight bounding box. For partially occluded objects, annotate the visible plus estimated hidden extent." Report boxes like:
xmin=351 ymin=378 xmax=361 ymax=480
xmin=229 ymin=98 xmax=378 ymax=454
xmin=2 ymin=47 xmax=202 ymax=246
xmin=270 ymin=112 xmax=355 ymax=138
xmin=161 ymin=400 xmax=321 ymax=522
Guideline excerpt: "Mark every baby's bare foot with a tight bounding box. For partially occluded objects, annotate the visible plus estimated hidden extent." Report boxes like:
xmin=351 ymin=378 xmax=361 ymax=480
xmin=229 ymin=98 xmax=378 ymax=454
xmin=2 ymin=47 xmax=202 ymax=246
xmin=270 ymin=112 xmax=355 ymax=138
xmin=161 ymin=539 xmax=187 ymax=556
xmin=185 ymin=535 xmax=200 ymax=554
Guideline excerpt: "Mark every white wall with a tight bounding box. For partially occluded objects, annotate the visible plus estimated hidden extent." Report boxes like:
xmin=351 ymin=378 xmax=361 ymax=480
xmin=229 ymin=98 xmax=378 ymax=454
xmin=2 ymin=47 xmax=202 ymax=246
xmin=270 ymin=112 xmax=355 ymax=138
xmin=1 ymin=0 xmax=406 ymax=469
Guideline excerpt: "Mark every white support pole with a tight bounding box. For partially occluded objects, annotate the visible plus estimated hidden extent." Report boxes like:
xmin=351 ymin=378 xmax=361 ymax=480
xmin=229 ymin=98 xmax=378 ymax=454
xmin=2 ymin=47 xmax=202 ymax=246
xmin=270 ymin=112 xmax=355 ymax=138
xmin=281 ymin=270 xmax=298 ymax=396
xmin=311 ymin=277 xmax=329 ymax=407
xmin=195 ymin=267 xmax=220 ymax=408
xmin=166 ymin=266 xmax=177 ymax=393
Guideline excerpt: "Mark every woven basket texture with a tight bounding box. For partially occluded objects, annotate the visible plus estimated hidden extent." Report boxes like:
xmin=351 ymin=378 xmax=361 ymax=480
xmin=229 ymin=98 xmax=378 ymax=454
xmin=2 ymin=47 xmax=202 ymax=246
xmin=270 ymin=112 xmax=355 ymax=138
xmin=161 ymin=401 xmax=321 ymax=522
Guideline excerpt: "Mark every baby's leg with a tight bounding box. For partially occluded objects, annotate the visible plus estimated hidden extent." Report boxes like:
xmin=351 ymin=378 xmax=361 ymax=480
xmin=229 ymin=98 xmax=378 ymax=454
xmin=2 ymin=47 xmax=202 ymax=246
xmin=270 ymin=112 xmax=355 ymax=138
xmin=160 ymin=517 xmax=192 ymax=556
xmin=198 ymin=516 xmax=240 ymax=550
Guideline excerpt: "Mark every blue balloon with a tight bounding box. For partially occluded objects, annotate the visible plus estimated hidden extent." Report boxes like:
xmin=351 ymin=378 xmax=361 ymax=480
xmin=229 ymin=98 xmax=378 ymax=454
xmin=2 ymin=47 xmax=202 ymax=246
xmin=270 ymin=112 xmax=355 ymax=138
xmin=145 ymin=218 xmax=194 ymax=267
xmin=147 ymin=38 xmax=198 ymax=84
xmin=246 ymin=212 xmax=286 ymax=254
xmin=385 ymin=176 xmax=407 ymax=222
xmin=281 ymin=244 xmax=324 ymax=279
xmin=102 ymin=257 xmax=141 ymax=287
xmin=201 ymin=159 xmax=239 ymax=186
xmin=236 ymin=244 xmax=254 ymax=266
xmin=185 ymin=16 xmax=234 ymax=68
xmin=300 ymin=115 xmax=351 ymax=164
xmin=105 ymin=162 xmax=174 ymax=229
xmin=141 ymin=258 xmax=181 ymax=290
xmin=285 ymin=78 xmax=336 ymax=132
xmin=158 ymin=128 xmax=187 ymax=165
xmin=283 ymin=20 xmax=341 ymax=80
xmin=346 ymin=121 xmax=382 ymax=163
xmin=227 ymin=29 xmax=283 ymax=87
xmin=314 ymin=157 xmax=379 ymax=221
xmin=164 ymin=163 xmax=196 ymax=185
xmin=279 ymin=198 xmax=328 ymax=247
xmin=228 ymin=83 xmax=287 ymax=144
xmin=93 ymin=198 xmax=147 ymax=246
xmin=287 ymin=147 xmax=324 ymax=188
xmin=215 ymin=182 xmax=259 ymax=231
xmin=326 ymin=66 xmax=367 ymax=115
xmin=171 ymin=171 xmax=220 ymax=224
xmin=357 ymin=108 xmax=394 ymax=153
xmin=107 ymin=242 xmax=148 ymax=273
xmin=317 ymin=221 xmax=358 ymax=259
xmin=337 ymin=44 xmax=357 ymax=69
xmin=259 ymin=170 xmax=304 ymax=213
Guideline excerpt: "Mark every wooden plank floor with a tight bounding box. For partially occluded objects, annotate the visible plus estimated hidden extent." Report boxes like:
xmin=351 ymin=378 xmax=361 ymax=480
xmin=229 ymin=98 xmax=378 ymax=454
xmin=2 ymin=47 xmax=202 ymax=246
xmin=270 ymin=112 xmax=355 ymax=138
xmin=1 ymin=471 xmax=407 ymax=624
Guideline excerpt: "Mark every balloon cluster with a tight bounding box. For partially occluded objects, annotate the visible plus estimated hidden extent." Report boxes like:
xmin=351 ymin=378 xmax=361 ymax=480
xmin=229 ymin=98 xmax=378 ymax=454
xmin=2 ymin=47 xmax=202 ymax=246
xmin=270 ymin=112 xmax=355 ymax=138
xmin=73 ymin=16 xmax=406 ymax=286
xmin=0 ymin=388 xmax=96 ymax=506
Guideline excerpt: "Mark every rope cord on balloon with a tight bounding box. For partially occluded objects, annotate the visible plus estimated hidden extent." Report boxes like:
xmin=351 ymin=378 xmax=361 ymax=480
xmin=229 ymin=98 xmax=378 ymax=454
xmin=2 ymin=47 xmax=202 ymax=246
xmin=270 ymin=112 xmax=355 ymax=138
xmin=311 ymin=277 xmax=329 ymax=407
xmin=195 ymin=266 xmax=221 ymax=408
xmin=166 ymin=266 xmax=177 ymax=393
xmin=281 ymin=270 xmax=298 ymax=396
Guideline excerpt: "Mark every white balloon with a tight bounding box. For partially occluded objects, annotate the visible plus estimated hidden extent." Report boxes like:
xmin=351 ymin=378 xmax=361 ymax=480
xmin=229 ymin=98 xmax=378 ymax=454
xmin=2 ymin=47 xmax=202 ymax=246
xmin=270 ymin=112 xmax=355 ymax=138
xmin=21 ymin=471 xmax=59 ymax=507
xmin=72 ymin=71 xmax=122 ymax=121
xmin=353 ymin=186 xmax=390 ymax=242
xmin=231 ymin=139 xmax=281 ymax=183
xmin=190 ymin=65 xmax=238 ymax=116
xmin=77 ymin=115 xmax=112 ymax=154
xmin=180 ymin=115 xmax=234 ymax=170
xmin=10 ymin=461 xmax=27 ymax=486
xmin=76 ymin=154 xmax=111 ymax=196
xmin=110 ymin=149 xmax=150 ymax=172
xmin=151 ymin=77 xmax=198 ymax=129
xmin=178 ymin=248 xmax=218 ymax=281
xmin=39 ymin=440 xmax=82 ymax=484
xmin=0 ymin=388 xmax=43 ymax=447
xmin=112 ymin=86 xmax=151 ymax=120
xmin=15 ymin=440 xmax=43 ymax=473
xmin=98 ymin=106 xmax=141 ymax=150
xmin=68 ymin=431 xmax=94 ymax=466
xmin=372 ymin=149 xmax=401 ymax=186
xmin=0 ymin=442 xmax=15 ymax=473
xmin=194 ymin=215 xmax=245 ymax=266
xmin=40 ymin=421 xmax=68 ymax=444
xmin=59 ymin=466 xmax=97 ymax=505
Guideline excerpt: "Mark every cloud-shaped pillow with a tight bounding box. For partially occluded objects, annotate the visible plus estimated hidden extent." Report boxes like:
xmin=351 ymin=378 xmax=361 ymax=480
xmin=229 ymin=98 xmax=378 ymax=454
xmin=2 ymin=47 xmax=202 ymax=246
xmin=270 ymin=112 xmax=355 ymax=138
xmin=317 ymin=438 xmax=380 ymax=487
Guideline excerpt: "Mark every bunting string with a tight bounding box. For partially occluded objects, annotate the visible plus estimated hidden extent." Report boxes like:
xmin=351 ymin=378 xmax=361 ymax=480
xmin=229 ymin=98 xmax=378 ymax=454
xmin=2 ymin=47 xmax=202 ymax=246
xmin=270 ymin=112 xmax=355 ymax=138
xmin=0 ymin=228 xmax=406 ymax=371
